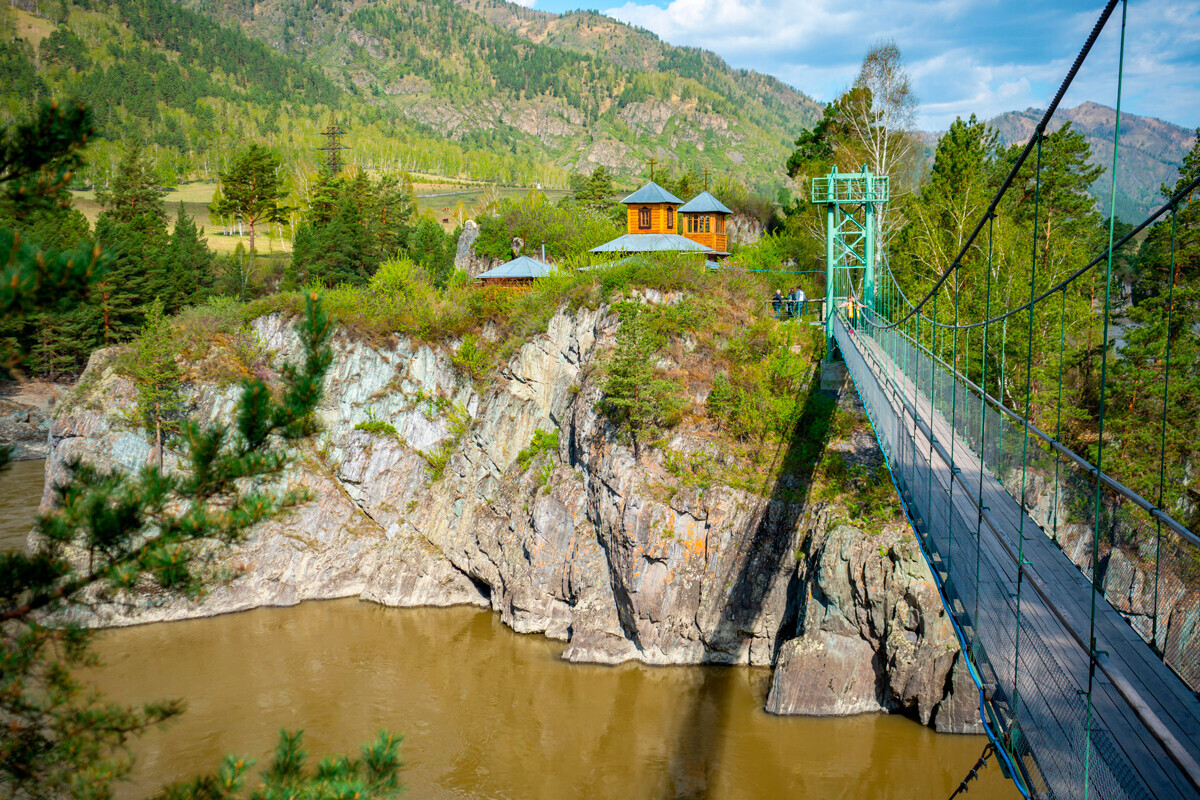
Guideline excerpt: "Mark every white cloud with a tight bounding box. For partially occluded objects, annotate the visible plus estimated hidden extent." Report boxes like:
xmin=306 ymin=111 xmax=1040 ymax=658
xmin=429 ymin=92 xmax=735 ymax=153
xmin=511 ymin=0 xmax=537 ymax=6
xmin=599 ymin=0 xmax=1200 ymax=129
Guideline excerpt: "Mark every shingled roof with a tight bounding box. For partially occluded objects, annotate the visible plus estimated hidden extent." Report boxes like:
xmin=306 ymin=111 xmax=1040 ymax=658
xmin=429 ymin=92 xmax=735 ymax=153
xmin=678 ymin=191 xmax=733 ymax=214
xmin=620 ymin=181 xmax=684 ymax=205
xmin=476 ymin=255 xmax=554 ymax=280
xmin=589 ymin=233 xmax=714 ymax=253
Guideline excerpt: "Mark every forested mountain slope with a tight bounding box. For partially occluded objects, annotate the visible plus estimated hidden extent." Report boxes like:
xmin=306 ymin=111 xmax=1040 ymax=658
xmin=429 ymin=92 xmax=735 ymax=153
xmin=0 ymin=0 xmax=570 ymax=187
xmin=457 ymin=0 xmax=821 ymax=134
xmin=988 ymin=102 xmax=1195 ymax=220
xmin=185 ymin=0 xmax=821 ymax=190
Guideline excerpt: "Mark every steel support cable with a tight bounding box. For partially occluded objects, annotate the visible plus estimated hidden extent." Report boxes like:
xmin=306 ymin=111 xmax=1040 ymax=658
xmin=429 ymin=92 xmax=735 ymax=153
xmin=872 ymin=0 xmax=1120 ymax=330
xmin=947 ymin=743 xmax=996 ymax=800
xmin=1050 ymin=287 xmax=1068 ymax=547
xmin=1152 ymin=211 xmax=1178 ymax=651
xmin=844 ymin=316 xmax=1200 ymax=797
xmin=1084 ymin=3 xmax=1128 ymax=792
xmin=947 ymin=260 xmax=962 ymax=584
xmin=927 ymin=290 xmax=939 ymax=550
xmin=1012 ymin=133 xmax=1044 ymax=726
xmin=888 ymin=173 xmax=1200 ymax=332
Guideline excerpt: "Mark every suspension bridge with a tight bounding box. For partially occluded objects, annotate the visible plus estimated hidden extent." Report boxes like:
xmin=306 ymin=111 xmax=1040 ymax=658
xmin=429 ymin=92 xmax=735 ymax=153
xmin=812 ymin=2 xmax=1200 ymax=797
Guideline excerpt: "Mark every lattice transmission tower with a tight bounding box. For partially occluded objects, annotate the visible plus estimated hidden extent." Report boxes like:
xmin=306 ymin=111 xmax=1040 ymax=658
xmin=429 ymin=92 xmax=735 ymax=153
xmin=316 ymin=113 xmax=350 ymax=176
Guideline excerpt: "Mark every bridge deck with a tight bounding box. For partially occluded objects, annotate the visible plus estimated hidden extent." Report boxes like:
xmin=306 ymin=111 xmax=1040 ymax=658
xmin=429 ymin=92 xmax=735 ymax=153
xmin=835 ymin=315 xmax=1200 ymax=800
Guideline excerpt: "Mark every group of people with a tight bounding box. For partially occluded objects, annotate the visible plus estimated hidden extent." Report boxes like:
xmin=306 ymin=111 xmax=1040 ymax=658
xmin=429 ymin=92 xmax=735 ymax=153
xmin=771 ymin=286 xmax=807 ymax=319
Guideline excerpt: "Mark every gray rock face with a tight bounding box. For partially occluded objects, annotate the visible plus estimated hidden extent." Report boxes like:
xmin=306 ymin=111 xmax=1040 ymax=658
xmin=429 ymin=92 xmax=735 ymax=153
xmin=42 ymin=306 xmax=979 ymax=732
xmin=453 ymin=220 xmax=501 ymax=277
xmin=765 ymin=520 xmax=979 ymax=733
xmin=0 ymin=382 xmax=67 ymax=460
xmin=727 ymin=213 xmax=764 ymax=247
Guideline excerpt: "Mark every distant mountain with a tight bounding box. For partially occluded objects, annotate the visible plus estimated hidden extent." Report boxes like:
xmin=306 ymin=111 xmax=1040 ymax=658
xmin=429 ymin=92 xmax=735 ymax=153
xmin=986 ymin=102 xmax=1195 ymax=221
xmin=184 ymin=0 xmax=821 ymax=190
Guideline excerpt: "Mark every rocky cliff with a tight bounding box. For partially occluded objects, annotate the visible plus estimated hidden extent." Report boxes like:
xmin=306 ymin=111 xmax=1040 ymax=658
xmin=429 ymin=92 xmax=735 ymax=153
xmin=0 ymin=382 xmax=68 ymax=460
xmin=42 ymin=304 xmax=979 ymax=732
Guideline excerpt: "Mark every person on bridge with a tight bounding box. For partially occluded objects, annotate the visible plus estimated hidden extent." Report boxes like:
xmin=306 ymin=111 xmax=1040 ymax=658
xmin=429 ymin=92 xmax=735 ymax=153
xmin=772 ymin=289 xmax=783 ymax=318
xmin=841 ymin=297 xmax=861 ymax=332
xmin=794 ymin=286 xmax=807 ymax=319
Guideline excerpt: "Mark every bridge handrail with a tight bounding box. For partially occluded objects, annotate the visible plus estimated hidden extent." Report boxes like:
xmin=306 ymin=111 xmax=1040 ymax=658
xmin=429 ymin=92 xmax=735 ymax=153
xmin=835 ymin=310 xmax=1200 ymax=793
xmin=856 ymin=303 xmax=1200 ymax=549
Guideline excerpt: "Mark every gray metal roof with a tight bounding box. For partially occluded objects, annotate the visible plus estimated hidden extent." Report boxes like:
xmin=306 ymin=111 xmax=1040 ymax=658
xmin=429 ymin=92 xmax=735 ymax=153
xmin=476 ymin=255 xmax=554 ymax=280
xmin=589 ymin=233 xmax=714 ymax=254
xmin=678 ymin=191 xmax=732 ymax=214
xmin=620 ymin=181 xmax=684 ymax=205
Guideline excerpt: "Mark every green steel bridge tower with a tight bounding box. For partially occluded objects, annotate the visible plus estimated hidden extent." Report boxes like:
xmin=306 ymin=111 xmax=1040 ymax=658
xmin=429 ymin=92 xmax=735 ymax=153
xmin=811 ymin=165 xmax=889 ymax=352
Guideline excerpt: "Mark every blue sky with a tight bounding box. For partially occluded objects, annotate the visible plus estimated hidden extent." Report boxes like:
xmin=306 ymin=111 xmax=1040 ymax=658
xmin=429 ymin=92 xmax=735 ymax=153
xmin=518 ymin=0 xmax=1200 ymax=130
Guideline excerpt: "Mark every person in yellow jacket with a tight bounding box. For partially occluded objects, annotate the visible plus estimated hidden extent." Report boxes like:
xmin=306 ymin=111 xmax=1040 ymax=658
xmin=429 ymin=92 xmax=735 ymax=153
xmin=840 ymin=296 xmax=861 ymax=331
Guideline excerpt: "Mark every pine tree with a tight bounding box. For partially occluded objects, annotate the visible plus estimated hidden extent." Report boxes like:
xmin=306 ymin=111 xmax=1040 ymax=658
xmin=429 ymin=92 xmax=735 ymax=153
xmin=94 ymin=139 xmax=172 ymax=340
xmin=131 ymin=298 xmax=183 ymax=469
xmin=165 ymin=201 xmax=215 ymax=311
xmin=600 ymin=300 xmax=683 ymax=459
xmin=215 ymin=143 xmax=289 ymax=254
xmin=161 ymin=730 xmax=403 ymax=800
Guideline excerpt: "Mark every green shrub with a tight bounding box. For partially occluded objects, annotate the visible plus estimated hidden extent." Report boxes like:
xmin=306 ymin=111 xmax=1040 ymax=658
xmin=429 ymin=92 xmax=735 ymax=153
xmin=516 ymin=428 xmax=560 ymax=471
xmin=420 ymin=443 xmax=452 ymax=481
xmin=452 ymin=334 xmax=490 ymax=380
xmin=355 ymin=419 xmax=399 ymax=437
xmin=474 ymin=191 xmax=619 ymax=261
xmin=354 ymin=408 xmax=401 ymax=439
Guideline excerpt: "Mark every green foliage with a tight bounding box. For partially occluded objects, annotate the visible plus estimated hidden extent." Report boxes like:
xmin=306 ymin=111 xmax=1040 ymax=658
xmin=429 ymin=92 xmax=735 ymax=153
xmin=289 ymin=171 xmax=418 ymax=288
xmin=159 ymin=729 xmax=404 ymax=800
xmin=405 ymin=217 xmax=457 ymax=287
xmin=0 ymin=100 xmax=102 ymax=378
xmin=600 ymin=300 xmax=685 ymax=458
xmin=418 ymin=403 xmax=469 ymax=483
xmin=570 ymin=166 xmax=616 ymax=213
xmin=165 ymin=201 xmax=216 ymax=312
xmin=474 ymin=191 xmax=619 ymax=261
xmin=129 ymin=298 xmax=184 ymax=467
xmin=451 ymin=334 xmax=489 ymax=380
xmin=516 ymin=429 xmax=560 ymax=471
xmin=707 ymin=320 xmax=818 ymax=444
xmin=39 ymin=26 xmax=89 ymax=71
xmin=355 ymin=408 xmax=400 ymax=439
xmin=813 ymin=450 xmax=903 ymax=528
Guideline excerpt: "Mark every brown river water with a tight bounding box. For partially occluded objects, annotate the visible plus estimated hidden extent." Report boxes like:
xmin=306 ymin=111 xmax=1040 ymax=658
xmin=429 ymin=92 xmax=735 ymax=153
xmin=2 ymin=459 xmax=1017 ymax=799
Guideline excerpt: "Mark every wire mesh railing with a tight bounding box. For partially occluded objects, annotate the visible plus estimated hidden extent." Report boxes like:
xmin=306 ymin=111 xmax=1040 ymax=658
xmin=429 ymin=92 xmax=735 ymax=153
xmin=835 ymin=310 xmax=1166 ymax=799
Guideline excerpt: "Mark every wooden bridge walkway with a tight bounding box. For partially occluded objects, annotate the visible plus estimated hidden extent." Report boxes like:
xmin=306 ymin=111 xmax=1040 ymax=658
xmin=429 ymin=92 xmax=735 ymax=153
xmin=834 ymin=313 xmax=1200 ymax=800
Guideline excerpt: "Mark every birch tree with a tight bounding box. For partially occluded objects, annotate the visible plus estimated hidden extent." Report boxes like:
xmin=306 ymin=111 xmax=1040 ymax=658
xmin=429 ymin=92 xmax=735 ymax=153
xmin=839 ymin=41 xmax=921 ymax=253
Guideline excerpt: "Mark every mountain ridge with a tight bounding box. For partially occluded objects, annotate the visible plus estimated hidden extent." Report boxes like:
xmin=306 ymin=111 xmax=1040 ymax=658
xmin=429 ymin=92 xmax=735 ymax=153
xmin=986 ymin=101 xmax=1195 ymax=220
xmin=183 ymin=0 xmax=821 ymax=190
